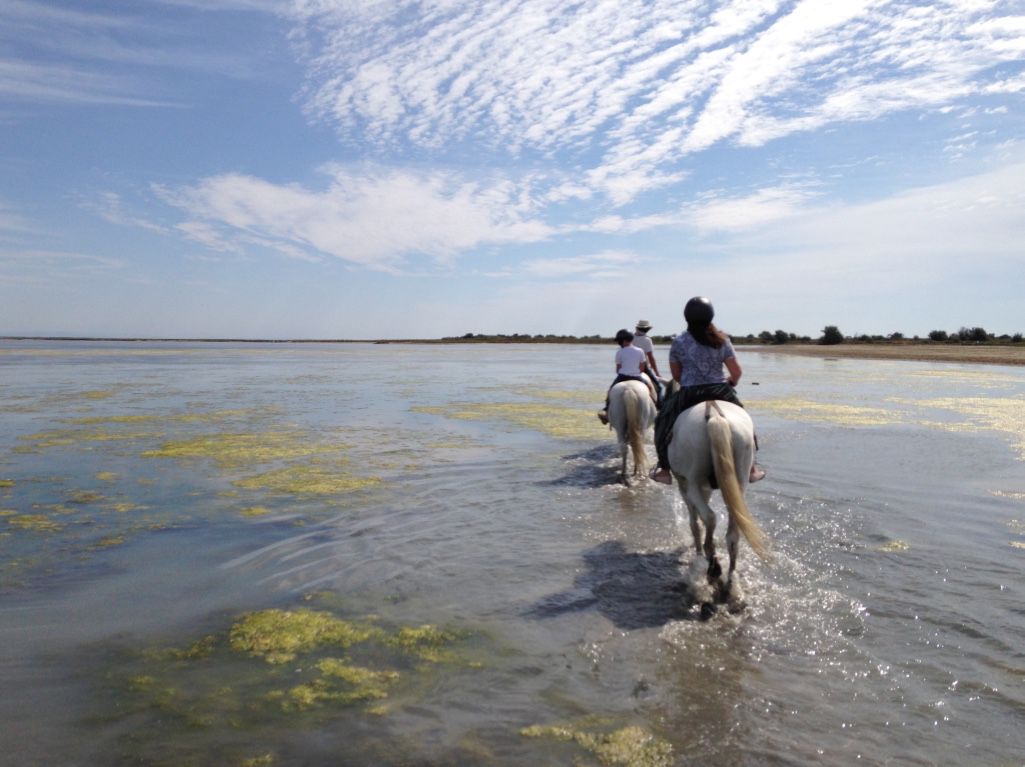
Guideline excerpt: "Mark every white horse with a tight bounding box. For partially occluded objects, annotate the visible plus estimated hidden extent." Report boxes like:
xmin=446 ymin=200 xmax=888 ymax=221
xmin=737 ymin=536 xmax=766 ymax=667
xmin=667 ymin=399 xmax=768 ymax=614
xmin=607 ymin=380 xmax=657 ymax=485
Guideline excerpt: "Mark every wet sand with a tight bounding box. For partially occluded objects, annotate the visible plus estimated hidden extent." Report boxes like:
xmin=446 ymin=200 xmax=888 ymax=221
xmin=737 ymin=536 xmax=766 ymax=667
xmin=750 ymin=343 xmax=1025 ymax=366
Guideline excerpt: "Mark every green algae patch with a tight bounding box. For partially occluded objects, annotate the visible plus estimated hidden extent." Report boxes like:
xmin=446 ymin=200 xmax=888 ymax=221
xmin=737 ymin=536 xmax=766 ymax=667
xmin=229 ymin=609 xmax=382 ymax=664
xmin=106 ymin=502 xmax=142 ymax=513
xmin=96 ymin=600 xmax=480 ymax=763
xmin=96 ymin=472 xmax=119 ymax=482
xmin=241 ymin=756 xmax=276 ymax=767
xmin=92 ymin=534 xmax=127 ymax=549
xmin=5 ymin=514 xmax=62 ymax=532
xmin=521 ymin=724 xmax=673 ymax=767
xmin=0 ymin=480 xmax=13 ymax=488
xmin=16 ymin=427 xmax=160 ymax=452
xmin=413 ymin=402 xmax=604 ymax=439
xmin=79 ymin=389 xmax=116 ymax=400
xmin=275 ymin=658 xmax=400 ymax=711
xmin=240 ymin=505 xmax=271 ymax=517
xmin=386 ymin=624 xmax=460 ymax=663
xmin=142 ymin=432 xmax=331 ymax=468
xmin=67 ymin=408 xmax=257 ymax=426
xmin=233 ymin=464 xmax=379 ymax=496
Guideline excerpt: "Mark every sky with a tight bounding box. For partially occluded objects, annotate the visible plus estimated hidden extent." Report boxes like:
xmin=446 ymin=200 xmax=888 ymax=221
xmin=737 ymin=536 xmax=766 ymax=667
xmin=1 ymin=0 xmax=1024 ymax=340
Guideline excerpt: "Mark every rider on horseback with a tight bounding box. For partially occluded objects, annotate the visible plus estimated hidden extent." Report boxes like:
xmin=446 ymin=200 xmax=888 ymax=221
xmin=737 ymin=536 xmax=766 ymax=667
xmin=650 ymin=297 xmax=766 ymax=485
xmin=597 ymin=329 xmax=657 ymax=425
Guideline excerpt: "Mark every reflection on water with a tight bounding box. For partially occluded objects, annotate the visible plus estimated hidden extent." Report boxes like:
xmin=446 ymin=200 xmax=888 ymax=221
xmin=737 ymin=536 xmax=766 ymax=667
xmin=1 ymin=341 xmax=1024 ymax=765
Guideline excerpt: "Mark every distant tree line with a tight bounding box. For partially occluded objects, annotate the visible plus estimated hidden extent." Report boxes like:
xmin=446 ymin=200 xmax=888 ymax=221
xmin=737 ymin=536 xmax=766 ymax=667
xmin=441 ymin=326 xmax=1023 ymax=345
xmin=731 ymin=325 xmax=1023 ymax=346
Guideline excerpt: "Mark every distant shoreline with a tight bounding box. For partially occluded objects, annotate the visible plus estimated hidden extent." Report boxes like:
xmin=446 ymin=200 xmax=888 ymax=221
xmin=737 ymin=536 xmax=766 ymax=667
xmin=3 ymin=336 xmax=1024 ymax=366
xmin=751 ymin=343 xmax=1025 ymax=366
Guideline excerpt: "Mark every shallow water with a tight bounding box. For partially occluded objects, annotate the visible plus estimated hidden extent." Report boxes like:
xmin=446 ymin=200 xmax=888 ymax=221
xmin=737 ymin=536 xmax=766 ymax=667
xmin=1 ymin=340 xmax=1024 ymax=766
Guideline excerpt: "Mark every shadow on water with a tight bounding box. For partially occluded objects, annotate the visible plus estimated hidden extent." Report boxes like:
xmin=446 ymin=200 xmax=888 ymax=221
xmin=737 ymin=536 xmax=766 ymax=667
xmin=548 ymin=444 xmax=625 ymax=487
xmin=526 ymin=540 xmax=698 ymax=629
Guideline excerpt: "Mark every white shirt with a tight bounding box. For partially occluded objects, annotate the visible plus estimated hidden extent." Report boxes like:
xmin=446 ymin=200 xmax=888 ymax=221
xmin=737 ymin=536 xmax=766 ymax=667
xmin=633 ymin=332 xmax=654 ymax=357
xmin=615 ymin=345 xmax=646 ymax=376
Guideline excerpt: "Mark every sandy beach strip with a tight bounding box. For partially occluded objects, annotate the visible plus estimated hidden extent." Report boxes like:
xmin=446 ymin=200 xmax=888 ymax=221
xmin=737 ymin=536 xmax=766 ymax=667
xmin=748 ymin=343 xmax=1025 ymax=367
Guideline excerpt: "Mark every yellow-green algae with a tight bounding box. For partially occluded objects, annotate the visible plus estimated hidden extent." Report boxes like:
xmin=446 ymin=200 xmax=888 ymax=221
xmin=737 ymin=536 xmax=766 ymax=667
xmin=78 ymin=389 xmax=116 ymax=400
xmin=877 ymin=539 xmax=910 ymax=553
xmin=274 ymin=658 xmax=400 ymax=711
xmin=240 ymin=756 xmax=275 ymax=767
xmin=4 ymin=514 xmax=62 ymax=532
xmin=916 ymin=397 xmax=1025 ymax=459
xmin=16 ymin=427 xmax=160 ymax=452
xmin=521 ymin=724 xmax=673 ymax=767
xmin=413 ymin=402 xmax=605 ymax=439
xmin=102 ymin=601 xmax=474 ymax=756
xmin=92 ymin=534 xmax=127 ymax=549
xmin=751 ymin=399 xmax=904 ymax=427
xmin=386 ymin=624 xmax=460 ymax=663
xmin=0 ymin=480 xmax=13 ymax=488
xmin=67 ymin=408 xmax=256 ymax=426
xmin=68 ymin=490 xmax=104 ymax=504
xmin=106 ymin=502 xmax=142 ymax=513
xmin=233 ymin=464 xmax=379 ymax=496
xmin=228 ymin=608 xmax=382 ymax=664
xmin=142 ymin=432 xmax=332 ymax=468
xmin=239 ymin=506 xmax=271 ymax=517
xmin=96 ymin=471 xmax=119 ymax=482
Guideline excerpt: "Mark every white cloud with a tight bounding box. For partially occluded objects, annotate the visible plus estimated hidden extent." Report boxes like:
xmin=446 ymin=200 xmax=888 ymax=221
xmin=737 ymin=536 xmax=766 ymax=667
xmin=160 ymin=167 xmax=555 ymax=271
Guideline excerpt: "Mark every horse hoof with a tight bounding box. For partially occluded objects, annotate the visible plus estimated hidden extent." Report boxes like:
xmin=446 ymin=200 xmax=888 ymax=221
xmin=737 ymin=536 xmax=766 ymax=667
xmin=699 ymin=602 xmax=717 ymax=621
xmin=707 ymin=558 xmax=722 ymax=579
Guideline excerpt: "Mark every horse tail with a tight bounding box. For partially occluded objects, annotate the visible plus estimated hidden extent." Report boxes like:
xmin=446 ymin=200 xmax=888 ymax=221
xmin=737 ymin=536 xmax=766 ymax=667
xmin=707 ymin=409 xmax=768 ymax=560
xmin=625 ymin=387 xmax=647 ymax=474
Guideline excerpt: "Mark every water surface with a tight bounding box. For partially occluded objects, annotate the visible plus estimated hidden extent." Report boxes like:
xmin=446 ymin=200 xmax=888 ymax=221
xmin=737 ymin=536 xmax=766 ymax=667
xmin=1 ymin=341 xmax=1023 ymax=766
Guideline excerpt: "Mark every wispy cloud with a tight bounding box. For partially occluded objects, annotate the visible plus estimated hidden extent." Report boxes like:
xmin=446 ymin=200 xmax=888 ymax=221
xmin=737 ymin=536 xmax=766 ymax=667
xmin=518 ymin=250 xmax=643 ymax=279
xmin=684 ymin=184 xmax=819 ymax=232
xmin=295 ymin=0 xmax=1025 ymax=205
xmin=0 ymin=0 xmax=286 ymax=107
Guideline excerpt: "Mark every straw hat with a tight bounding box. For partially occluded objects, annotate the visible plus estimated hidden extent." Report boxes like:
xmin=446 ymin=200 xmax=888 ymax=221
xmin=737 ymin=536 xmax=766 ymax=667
xmin=635 ymin=319 xmax=652 ymax=330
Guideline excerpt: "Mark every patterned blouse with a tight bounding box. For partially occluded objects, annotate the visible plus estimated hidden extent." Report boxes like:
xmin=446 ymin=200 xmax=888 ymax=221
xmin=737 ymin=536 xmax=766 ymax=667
xmin=668 ymin=331 xmax=736 ymax=388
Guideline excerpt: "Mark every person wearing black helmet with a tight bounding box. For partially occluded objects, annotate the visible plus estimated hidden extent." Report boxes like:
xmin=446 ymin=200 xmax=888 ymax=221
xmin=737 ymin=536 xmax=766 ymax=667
xmin=597 ymin=328 xmax=656 ymax=425
xmin=650 ymin=297 xmax=765 ymax=484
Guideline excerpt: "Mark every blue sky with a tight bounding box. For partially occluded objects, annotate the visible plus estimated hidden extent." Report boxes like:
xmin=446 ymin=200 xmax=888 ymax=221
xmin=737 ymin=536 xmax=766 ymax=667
xmin=2 ymin=0 xmax=1024 ymax=340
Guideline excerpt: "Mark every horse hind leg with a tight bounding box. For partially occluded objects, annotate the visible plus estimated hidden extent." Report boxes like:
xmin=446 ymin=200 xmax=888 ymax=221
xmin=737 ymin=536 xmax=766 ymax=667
xmin=721 ymin=518 xmax=747 ymax=611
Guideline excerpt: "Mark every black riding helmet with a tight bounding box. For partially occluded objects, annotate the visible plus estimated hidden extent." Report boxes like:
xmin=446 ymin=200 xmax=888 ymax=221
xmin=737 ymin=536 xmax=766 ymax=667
xmin=614 ymin=328 xmax=634 ymax=344
xmin=683 ymin=296 xmax=714 ymax=325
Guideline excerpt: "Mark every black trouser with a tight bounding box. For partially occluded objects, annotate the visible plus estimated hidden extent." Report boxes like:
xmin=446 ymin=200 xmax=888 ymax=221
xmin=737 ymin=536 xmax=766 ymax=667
xmin=644 ymin=369 xmax=663 ymax=408
xmin=654 ymin=383 xmax=743 ymax=470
